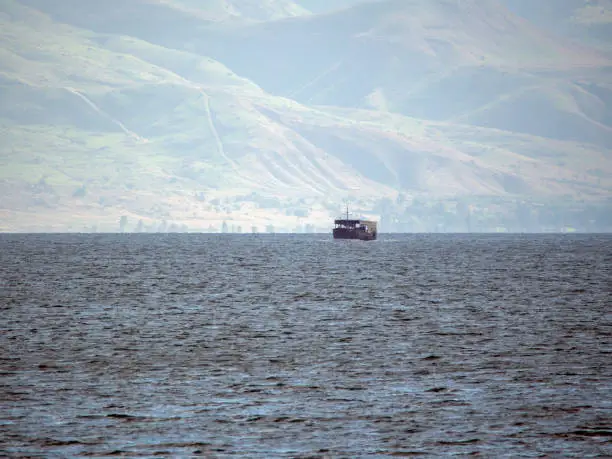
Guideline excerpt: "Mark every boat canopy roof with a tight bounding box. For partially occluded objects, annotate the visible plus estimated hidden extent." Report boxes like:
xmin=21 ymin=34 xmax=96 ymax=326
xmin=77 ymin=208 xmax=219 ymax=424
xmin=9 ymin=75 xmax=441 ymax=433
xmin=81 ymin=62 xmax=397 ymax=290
xmin=334 ymin=219 xmax=377 ymax=227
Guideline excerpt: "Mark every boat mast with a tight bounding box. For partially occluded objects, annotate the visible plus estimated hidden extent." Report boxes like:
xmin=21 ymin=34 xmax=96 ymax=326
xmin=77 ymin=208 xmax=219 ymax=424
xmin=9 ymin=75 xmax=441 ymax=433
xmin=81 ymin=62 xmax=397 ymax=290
xmin=346 ymin=203 xmax=349 ymax=221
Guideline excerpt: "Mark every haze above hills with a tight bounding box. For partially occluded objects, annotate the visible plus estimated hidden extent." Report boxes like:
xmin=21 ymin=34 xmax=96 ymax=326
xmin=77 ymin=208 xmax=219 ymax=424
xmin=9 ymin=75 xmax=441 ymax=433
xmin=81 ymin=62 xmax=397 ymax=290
xmin=1 ymin=0 xmax=611 ymax=232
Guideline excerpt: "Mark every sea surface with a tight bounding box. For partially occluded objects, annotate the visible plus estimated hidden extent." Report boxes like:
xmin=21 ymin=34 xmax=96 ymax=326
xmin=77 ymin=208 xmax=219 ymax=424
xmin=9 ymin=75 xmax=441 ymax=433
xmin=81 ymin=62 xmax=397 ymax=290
xmin=1 ymin=234 xmax=611 ymax=458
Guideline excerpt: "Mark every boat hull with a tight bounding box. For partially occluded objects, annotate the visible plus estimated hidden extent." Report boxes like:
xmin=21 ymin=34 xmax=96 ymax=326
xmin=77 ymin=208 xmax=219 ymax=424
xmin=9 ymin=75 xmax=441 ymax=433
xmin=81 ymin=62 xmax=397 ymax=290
xmin=333 ymin=228 xmax=377 ymax=241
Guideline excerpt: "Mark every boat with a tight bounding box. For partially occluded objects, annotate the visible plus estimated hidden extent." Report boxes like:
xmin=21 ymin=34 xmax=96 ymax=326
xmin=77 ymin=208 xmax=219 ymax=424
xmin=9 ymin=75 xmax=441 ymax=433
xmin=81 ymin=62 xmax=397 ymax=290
xmin=333 ymin=206 xmax=377 ymax=241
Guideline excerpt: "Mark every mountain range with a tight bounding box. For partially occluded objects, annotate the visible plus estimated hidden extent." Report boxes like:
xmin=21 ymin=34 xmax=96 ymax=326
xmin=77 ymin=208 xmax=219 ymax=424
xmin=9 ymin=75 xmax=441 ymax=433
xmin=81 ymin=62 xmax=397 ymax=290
xmin=1 ymin=0 xmax=611 ymax=231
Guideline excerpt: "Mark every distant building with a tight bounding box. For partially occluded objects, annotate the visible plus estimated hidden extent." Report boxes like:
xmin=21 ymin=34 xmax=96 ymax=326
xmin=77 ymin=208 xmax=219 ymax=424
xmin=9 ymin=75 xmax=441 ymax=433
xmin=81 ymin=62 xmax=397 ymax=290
xmin=119 ymin=216 xmax=128 ymax=233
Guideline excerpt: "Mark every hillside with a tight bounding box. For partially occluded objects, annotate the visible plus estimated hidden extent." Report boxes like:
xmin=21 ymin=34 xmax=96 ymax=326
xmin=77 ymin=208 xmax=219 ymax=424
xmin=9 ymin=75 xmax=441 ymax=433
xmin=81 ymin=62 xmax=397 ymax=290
xmin=18 ymin=0 xmax=308 ymax=23
xmin=200 ymin=0 xmax=612 ymax=147
xmin=298 ymin=0 xmax=612 ymax=48
xmin=501 ymin=0 xmax=612 ymax=51
xmin=295 ymin=0 xmax=364 ymax=13
xmin=1 ymin=0 xmax=611 ymax=232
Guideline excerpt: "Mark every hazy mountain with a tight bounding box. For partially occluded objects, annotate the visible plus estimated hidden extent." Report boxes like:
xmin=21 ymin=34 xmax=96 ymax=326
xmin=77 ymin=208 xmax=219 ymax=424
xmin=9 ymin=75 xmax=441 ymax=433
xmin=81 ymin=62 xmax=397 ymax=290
xmin=18 ymin=0 xmax=308 ymax=23
xmin=500 ymin=0 xmax=612 ymax=50
xmin=1 ymin=0 xmax=611 ymax=231
xmin=202 ymin=0 xmax=612 ymax=147
xmin=295 ymin=0 xmax=366 ymax=13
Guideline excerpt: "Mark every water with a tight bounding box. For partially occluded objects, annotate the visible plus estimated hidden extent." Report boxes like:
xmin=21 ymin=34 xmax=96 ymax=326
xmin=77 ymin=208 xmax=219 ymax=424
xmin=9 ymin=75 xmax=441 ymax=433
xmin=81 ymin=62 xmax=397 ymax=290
xmin=1 ymin=234 xmax=611 ymax=458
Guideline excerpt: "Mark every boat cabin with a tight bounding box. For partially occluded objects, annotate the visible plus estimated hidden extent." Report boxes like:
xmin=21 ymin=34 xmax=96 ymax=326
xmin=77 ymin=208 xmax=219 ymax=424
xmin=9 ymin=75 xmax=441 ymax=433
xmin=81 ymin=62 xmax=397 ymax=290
xmin=334 ymin=219 xmax=376 ymax=232
xmin=333 ymin=218 xmax=377 ymax=240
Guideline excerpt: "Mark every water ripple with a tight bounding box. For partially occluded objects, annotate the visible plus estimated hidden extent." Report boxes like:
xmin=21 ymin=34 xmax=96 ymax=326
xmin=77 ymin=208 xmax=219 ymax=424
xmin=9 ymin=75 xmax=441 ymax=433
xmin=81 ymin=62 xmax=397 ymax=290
xmin=1 ymin=234 xmax=611 ymax=457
